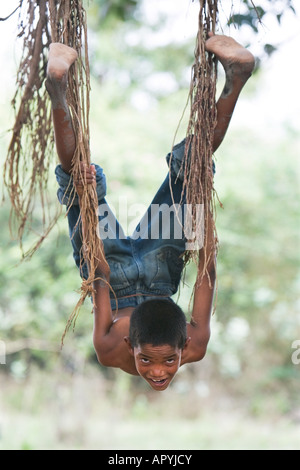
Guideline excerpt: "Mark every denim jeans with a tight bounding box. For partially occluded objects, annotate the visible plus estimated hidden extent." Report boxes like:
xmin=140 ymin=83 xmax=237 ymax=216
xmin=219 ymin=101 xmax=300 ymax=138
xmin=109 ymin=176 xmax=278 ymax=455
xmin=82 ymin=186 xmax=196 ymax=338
xmin=55 ymin=139 xmax=191 ymax=310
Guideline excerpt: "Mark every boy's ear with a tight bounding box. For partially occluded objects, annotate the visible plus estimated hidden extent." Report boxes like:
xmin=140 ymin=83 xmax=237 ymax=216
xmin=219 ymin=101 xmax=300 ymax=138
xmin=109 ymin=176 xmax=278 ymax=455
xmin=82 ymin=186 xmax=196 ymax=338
xmin=124 ymin=336 xmax=134 ymax=356
xmin=183 ymin=337 xmax=191 ymax=350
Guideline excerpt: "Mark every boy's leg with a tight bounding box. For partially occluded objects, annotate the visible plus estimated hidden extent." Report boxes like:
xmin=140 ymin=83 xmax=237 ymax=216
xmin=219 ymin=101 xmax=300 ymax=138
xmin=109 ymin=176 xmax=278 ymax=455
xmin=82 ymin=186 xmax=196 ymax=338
xmin=46 ymin=43 xmax=78 ymax=173
xmin=205 ymin=34 xmax=255 ymax=152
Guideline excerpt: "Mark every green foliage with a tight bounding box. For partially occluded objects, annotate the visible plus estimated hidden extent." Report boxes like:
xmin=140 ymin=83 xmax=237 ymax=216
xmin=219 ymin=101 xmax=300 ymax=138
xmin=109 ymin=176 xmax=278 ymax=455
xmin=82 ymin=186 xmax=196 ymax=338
xmin=88 ymin=0 xmax=296 ymax=29
xmin=228 ymin=0 xmax=296 ymax=56
xmin=226 ymin=0 xmax=296 ymax=56
xmin=86 ymin=0 xmax=297 ymax=58
xmin=227 ymin=0 xmax=294 ymax=29
xmin=87 ymin=0 xmax=140 ymax=27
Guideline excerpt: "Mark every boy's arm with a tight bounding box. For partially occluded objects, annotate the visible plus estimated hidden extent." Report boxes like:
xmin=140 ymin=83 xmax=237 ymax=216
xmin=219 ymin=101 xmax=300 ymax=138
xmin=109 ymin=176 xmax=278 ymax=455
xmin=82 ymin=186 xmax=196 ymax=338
xmin=186 ymin=259 xmax=215 ymax=361
xmin=75 ymin=164 xmax=127 ymax=366
xmin=92 ymin=278 xmax=133 ymax=370
xmin=92 ymin=275 xmax=128 ymax=366
xmin=184 ymin=215 xmax=216 ymax=363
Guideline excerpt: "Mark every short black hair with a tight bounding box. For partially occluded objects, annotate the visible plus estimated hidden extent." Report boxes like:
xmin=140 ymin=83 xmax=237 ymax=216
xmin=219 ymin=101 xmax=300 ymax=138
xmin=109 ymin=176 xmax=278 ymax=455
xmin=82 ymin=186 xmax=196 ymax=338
xmin=129 ymin=298 xmax=187 ymax=350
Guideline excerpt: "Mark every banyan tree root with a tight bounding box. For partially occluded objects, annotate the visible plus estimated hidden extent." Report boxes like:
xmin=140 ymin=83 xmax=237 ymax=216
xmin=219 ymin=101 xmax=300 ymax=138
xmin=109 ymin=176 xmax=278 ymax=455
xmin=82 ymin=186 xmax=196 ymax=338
xmin=4 ymin=0 xmax=220 ymax=337
xmin=4 ymin=0 xmax=106 ymax=339
xmin=4 ymin=0 xmax=54 ymax=256
xmin=174 ymin=0 xmax=219 ymax=285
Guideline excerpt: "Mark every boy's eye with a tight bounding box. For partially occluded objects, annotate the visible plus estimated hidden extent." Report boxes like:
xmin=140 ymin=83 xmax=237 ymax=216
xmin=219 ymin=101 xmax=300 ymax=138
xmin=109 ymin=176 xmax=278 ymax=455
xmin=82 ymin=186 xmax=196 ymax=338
xmin=166 ymin=358 xmax=175 ymax=364
xmin=141 ymin=358 xmax=150 ymax=364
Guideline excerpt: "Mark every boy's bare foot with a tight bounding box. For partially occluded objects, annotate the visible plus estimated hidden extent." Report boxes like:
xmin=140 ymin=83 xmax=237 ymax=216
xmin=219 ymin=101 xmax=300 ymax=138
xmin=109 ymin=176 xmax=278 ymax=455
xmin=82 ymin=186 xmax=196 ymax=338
xmin=205 ymin=33 xmax=255 ymax=81
xmin=47 ymin=43 xmax=78 ymax=81
xmin=46 ymin=43 xmax=78 ymax=100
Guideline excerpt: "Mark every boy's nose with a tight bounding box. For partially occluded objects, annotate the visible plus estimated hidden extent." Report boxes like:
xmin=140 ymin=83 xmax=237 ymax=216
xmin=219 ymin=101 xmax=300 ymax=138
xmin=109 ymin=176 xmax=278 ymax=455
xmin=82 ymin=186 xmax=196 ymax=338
xmin=150 ymin=365 xmax=165 ymax=378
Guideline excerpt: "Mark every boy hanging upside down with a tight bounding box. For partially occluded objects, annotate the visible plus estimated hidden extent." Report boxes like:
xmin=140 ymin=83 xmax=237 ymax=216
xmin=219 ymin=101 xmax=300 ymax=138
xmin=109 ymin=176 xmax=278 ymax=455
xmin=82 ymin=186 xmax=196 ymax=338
xmin=46 ymin=34 xmax=254 ymax=391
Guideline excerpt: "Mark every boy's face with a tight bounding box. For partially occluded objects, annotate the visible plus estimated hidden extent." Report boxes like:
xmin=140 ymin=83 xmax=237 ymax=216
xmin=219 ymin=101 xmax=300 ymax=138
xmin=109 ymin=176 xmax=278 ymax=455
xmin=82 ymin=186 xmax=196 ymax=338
xmin=131 ymin=343 xmax=183 ymax=391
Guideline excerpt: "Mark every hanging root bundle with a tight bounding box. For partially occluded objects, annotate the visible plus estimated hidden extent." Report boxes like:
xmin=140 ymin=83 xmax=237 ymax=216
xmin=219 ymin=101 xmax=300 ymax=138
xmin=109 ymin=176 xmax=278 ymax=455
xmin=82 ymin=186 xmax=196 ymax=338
xmin=179 ymin=0 xmax=219 ymax=283
xmin=5 ymin=0 xmax=220 ymax=339
xmin=4 ymin=0 xmax=55 ymax=257
xmin=4 ymin=0 xmax=105 ymax=341
xmin=48 ymin=0 xmax=107 ymax=342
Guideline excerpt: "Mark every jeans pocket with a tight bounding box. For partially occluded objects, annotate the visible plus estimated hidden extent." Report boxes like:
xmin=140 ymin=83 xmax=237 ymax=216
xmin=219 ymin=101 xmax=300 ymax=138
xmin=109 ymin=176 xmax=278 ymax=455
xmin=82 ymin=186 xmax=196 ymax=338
xmin=143 ymin=248 xmax=183 ymax=291
xmin=108 ymin=260 xmax=132 ymax=290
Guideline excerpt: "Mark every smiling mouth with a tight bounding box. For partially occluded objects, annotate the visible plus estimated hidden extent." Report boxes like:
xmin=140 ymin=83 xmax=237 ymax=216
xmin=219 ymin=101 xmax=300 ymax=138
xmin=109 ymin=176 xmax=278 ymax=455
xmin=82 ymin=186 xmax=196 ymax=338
xmin=149 ymin=378 xmax=168 ymax=387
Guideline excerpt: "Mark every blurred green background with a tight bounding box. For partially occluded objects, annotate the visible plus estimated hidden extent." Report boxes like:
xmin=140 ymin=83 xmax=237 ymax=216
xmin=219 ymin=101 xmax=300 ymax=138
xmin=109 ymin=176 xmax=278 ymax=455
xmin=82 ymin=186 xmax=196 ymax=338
xmin=0 ymin=0 xmax=299 ymax=450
